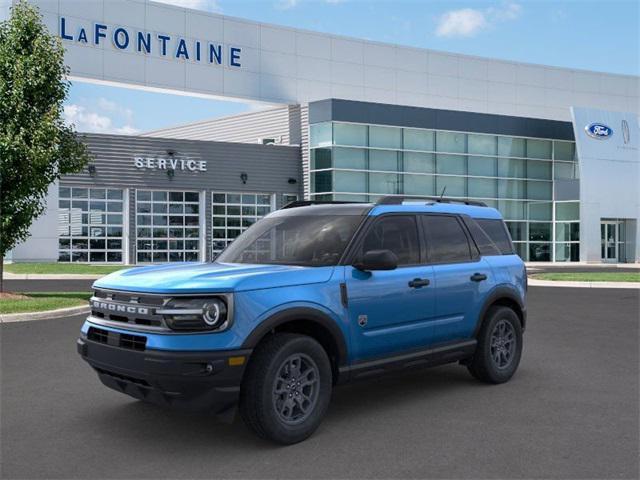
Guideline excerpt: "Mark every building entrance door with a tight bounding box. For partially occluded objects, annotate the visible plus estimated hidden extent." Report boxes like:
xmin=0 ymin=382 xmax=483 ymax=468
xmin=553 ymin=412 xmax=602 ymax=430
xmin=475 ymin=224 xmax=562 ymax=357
xmin=601 ymin=221 xmax=619 ymax=262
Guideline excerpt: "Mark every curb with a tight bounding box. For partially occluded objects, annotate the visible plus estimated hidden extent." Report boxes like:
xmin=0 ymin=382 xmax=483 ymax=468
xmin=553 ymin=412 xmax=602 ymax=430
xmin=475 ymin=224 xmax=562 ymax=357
xmin=4 ymin=273 xmax=102 ymax=280
xmin=528 ymin=278 xmax=640 ymax=289
xmin=0 ymin=305 xmax=90 ymax=323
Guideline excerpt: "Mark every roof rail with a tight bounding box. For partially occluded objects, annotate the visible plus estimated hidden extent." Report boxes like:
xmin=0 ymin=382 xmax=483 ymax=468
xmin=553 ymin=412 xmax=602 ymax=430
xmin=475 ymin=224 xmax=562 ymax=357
xmin=376 ymin=196 xmax=488 ymax=207
xmin=281 ymin=200 xmax=362 ymax=209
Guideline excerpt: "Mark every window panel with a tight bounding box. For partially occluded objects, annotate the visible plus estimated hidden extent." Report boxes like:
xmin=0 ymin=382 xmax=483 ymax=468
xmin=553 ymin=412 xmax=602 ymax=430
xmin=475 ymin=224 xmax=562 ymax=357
xmin=529 ymin=222 xmax=551 ymax=242
xmin=556 ymin=202 xmax=579 ymax=221
xmin=436 ymin=154 xmax=466 ymax=175
xmin=312 ymin=171 xmax=332 ymax=193
xmin=498 ymin=137 xmax=525 ymax=158
xmin=529 ymin=243 xmax=551 ymax=261
xmin=468 ymin=134 xmax=497 ymax=156
xmin=527 ymin=160 xmax=552 ymax=180
xmin=310 ymin=122 xmax=332 ymax=147
xmin=403 ymin=174 xmax=435 ymax=196
xmin=334 ymin=123 xmax=367 ymax=146
xmin=554 ymin=141 xmax=575 ymax=161
xmin=369 ymin=173 xmax=400 ymax=194
xmin=436 ymin=131 xmax=466 ymax=153
xmin=498 ymin=158 xmax=526 ymax=178
xmin=311 ymin=148 xmax=332 ymax=170
xmin=403 ymin=128 xmax=434 ymax=151
xmin=404 ymin=152 xmax=435 ymax=173
xmin=335 ymin=171 xmax=367 ymax=193
xmin=555 ymin=242 xmax=579 ymax=262
xmin=468 ymin=177 xmax=497 ymax=198
xmin=468 ymin=156 xmax=497 ymax=177
xmin=498 ymin=179 xmax=526 ymax=199
xmin=554 ymin=162 xmax=579 ymax=180
xmin=498 ymin=200 xmax=526 ymax=220
xmin=526 ymin=139 xmax=552 ymax=159
xmin=369 ymin=125 xmax=402 ymax=149
xmin=528 ymin=202 xmax=552 ymax=221
xmin=555 ymin=222 xmax=580 ymax=242
xmin=436 ymin=176 xmax=466 ymax=197
xmin=369 ymin=150 xmax=399 ymax=172
xmin=526 ymin=181 xmax=552 ymax=200
xmin=334 ymin=148 xmax=366 ymax=169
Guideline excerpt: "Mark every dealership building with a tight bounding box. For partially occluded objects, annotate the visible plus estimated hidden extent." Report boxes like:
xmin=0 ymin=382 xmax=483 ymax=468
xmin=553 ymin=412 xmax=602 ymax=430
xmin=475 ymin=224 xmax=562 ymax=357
xmin=3 ymin=0 xmax=639 ymax=264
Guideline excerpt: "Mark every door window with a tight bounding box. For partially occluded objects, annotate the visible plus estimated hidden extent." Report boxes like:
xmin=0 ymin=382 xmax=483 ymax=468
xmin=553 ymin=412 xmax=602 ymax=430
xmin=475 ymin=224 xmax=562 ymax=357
xmin=359 ymin=216 xmax=420 ymax=266
xmin=422 ymin=215 xmax=472 ymax=263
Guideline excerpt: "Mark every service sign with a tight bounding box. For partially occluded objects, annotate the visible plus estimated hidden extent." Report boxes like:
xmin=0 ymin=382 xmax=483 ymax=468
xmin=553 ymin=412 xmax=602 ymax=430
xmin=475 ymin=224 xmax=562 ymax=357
xmin=134 ymin=156 xmax=207 ymax=172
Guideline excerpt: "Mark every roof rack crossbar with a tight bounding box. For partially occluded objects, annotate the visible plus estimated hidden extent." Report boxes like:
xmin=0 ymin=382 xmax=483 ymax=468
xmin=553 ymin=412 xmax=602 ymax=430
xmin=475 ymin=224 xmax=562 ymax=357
xmin=376 ymin=196 xmax=488 ymax=207
xmin=281 ymin=200 xmax=361 ymax=209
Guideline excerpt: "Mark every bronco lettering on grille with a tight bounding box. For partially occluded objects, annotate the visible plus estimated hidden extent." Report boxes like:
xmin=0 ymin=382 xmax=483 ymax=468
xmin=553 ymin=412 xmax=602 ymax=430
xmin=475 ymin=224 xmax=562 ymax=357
xmin=91 ymin=300 xmax=149 ymax=315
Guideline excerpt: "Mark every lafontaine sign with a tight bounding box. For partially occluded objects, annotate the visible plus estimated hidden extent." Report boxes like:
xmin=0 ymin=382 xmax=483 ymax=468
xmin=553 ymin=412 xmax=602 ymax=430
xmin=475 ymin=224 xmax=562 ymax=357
xmin=59 ymin=18 xmax=242 ymax=68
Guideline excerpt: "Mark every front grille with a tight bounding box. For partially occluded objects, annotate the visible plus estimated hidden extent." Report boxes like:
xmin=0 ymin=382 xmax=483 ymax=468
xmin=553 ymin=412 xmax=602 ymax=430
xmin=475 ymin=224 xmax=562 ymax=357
xmin=87 ymin=326 xmax=147 ymax=351
xmin=90 ymin=289 xmax=169 ymax=331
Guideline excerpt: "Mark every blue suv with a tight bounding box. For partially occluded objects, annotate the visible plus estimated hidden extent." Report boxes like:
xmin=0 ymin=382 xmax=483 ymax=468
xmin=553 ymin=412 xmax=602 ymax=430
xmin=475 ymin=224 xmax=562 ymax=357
xmin=78 ymin=196 xmax=526 ymax=444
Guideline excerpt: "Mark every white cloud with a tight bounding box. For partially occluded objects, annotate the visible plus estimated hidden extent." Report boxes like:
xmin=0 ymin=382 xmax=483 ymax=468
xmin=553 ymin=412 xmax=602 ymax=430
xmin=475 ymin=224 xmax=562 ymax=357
xmin=435 ymin=2 xmax=522 ymax=38
xmin=153 ymin=0 xmax=221 ymax=13
xmin=64 ymin=103 xmax=139 ymax=135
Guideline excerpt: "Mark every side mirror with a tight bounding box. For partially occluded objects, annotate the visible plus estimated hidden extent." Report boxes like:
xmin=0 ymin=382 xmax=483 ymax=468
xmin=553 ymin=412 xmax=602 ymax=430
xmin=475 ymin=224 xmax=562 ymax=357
xmin=353 ymin=249 xmax=398 ymax=271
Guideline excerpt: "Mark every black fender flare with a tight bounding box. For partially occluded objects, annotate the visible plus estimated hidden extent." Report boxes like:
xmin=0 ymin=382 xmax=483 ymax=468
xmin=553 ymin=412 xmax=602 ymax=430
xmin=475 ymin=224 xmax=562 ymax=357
xmin=241 ymin=307 xmax=349 ymax=366
xmin=473 ymin=286 xmax=526 ymax=337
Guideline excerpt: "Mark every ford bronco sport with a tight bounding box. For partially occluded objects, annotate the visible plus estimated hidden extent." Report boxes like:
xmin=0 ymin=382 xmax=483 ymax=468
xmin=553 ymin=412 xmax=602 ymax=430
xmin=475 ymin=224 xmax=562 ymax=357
xmin=78 ymin=196 xmax=526 ymax=444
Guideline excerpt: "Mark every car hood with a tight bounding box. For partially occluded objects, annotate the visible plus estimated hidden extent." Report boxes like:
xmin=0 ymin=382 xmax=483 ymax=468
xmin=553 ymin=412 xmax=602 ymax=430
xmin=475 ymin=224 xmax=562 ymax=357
xmin=93 ymin=262 xmax=336 ymax=294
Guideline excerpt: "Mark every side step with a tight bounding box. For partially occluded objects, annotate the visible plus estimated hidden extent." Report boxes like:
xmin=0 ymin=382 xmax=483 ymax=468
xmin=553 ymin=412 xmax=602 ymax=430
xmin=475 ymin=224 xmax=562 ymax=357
xmin=338 ymin=339 xmax=477 ymax=383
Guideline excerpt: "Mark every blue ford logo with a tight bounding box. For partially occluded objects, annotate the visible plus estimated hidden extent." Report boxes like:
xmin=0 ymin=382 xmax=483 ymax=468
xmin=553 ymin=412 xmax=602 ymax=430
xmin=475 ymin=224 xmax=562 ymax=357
xmin=585 ymin=123 xmax=613 ymax=139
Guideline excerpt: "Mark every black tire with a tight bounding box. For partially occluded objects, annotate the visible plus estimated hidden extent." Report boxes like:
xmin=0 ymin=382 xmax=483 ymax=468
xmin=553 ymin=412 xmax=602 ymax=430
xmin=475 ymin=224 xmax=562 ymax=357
xmin=239 ymin=333 xmax=332 ymax=445
xmin=467 ymin=306 xmax=523 ymax=384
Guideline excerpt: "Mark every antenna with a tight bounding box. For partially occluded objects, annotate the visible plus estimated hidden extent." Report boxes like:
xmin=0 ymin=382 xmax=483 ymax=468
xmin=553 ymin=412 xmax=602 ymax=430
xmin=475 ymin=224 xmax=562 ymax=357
xmin=439 ymin=186 xmax=447 ymax=201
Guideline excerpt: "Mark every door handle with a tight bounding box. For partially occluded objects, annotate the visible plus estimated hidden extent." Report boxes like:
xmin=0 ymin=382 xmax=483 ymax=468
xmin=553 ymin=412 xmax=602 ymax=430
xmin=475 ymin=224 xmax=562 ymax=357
xmin=470 ymin=273 xmax=487 ymax=282
xmin=408 ymin=278 xmax=430 ymax=288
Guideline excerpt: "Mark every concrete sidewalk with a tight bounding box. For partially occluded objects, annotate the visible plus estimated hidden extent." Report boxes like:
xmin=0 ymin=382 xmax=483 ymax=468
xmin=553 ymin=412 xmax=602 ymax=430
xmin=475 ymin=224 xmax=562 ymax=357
xmin=4 ymin=272 xmax=104 ymax=280
xmin=528 ymin=278 xmax=640 ymax=289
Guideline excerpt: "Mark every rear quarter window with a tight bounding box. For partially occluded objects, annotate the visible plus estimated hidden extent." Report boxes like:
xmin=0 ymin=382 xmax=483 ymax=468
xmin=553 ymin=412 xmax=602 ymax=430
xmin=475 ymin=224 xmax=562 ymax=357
xmin=474 ymin=218 xmax=515 ymax=255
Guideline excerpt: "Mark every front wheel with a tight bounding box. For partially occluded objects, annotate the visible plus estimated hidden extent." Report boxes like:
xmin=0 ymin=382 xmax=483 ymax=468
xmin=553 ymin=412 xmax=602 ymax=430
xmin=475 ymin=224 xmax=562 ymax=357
xmin=239 ymin=333 xmax=332 ymax=444
xmin=467 ymin=306 xmax=523 ymax=384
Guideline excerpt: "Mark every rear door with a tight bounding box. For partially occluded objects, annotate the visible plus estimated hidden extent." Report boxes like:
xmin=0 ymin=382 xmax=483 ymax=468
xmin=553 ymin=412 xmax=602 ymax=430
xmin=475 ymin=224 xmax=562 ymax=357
xmin=345 ymin=214 xmax=436 ymax=362
xmin=420 ymin=214 xmax=494 ymax=344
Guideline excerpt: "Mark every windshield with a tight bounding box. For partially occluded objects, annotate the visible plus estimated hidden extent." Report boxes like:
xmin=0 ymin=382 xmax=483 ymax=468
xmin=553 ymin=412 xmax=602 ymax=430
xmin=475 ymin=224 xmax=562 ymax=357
xmin=216 ymin=215 xmax=363 ymax=266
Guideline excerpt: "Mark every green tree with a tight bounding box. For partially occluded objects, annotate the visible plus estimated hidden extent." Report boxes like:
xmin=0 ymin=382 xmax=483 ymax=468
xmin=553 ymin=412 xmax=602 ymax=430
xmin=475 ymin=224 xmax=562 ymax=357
xmin=0 ymin=1 xmax=90 ymax=291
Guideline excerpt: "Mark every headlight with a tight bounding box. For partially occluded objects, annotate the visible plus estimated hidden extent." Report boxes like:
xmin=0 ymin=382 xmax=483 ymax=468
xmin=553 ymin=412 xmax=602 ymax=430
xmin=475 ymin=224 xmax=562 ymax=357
xmin=158 ymin=297 xmax=230 ymax=332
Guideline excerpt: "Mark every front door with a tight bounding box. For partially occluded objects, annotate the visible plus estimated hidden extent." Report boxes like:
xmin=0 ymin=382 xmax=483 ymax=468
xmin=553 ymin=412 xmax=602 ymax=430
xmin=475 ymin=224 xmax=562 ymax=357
xmin=345 ymin=215 xmax=436 ymax=362
xmin=601 ymin=221 xmax=618 ymax=263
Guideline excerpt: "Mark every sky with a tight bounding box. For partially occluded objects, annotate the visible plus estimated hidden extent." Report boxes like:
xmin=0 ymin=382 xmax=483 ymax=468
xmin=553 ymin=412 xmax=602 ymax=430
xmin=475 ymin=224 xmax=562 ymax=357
xmin=64 ymin=0 xmax=639 ymax=135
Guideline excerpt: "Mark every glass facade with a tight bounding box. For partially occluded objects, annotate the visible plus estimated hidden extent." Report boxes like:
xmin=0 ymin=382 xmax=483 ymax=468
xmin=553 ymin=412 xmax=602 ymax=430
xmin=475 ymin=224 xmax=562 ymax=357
xmin=212 ymin=192 xmax=274 ymax=256
xmin=58 ymin=187 xmax=124 ymax=263
xmin=309 ymin=121 xmax=580 ymax=262
xmin=136 ymin=190 xmax=200 ymax=263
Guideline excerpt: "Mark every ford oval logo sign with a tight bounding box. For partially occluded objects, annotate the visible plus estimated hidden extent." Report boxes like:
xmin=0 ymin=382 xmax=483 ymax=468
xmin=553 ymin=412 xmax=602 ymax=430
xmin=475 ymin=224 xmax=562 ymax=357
xmin=585 ymin=123 xmax=613 ymax=139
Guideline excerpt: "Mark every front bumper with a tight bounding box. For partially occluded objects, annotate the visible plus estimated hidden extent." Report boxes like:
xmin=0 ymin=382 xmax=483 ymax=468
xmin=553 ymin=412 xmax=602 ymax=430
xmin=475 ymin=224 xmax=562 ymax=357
xmin=77 ymin=334 xmax=251 ymax=414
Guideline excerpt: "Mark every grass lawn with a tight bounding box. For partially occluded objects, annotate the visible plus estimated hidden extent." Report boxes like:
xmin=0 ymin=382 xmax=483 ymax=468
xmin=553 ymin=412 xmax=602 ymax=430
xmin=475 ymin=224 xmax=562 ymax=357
xmin=4 ymin=262 xmax=128 ymax=275
xmin=0 ymin=292 xmax=91 ymax=315
xmin=531 ymin=272 xmax=640 ymax=283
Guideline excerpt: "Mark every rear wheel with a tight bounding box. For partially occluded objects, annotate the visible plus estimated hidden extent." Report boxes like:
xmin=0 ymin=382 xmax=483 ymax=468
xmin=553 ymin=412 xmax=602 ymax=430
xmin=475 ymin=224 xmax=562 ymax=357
xmin=467 ymin=306 xmax=522 ymax=384
xmin=239 ymin=333 xmax=332 ymax=444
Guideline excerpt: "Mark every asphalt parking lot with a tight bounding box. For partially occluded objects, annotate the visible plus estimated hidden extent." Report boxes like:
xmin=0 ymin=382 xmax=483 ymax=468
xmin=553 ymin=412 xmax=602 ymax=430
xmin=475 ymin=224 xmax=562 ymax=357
xmin=1 ymin=286 xmax=638 ymax=479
